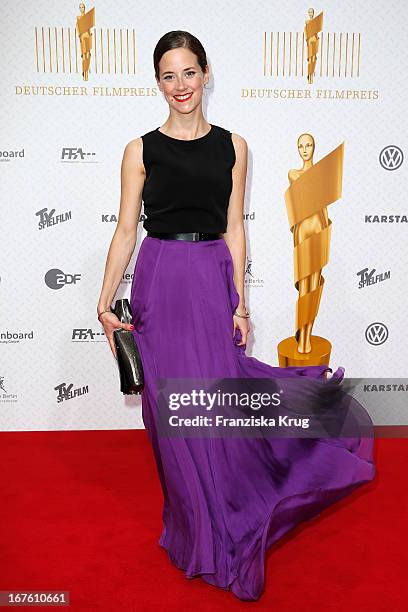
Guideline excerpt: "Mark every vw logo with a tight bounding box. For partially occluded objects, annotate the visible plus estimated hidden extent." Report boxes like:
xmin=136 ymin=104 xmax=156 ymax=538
xmin=379 ymin=145 xmax=404 ymax=170
xmin=365 ymin=322 xmax=389 ymax=346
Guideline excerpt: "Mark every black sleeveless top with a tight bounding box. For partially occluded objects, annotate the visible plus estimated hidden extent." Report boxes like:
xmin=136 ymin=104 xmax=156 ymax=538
xmin=141 ymin=124 xmax=236 ymax=233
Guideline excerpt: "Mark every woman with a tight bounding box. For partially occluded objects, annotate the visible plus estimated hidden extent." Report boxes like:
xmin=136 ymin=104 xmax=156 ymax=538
xmin=97 ymin=31 xmax=375 ymax=601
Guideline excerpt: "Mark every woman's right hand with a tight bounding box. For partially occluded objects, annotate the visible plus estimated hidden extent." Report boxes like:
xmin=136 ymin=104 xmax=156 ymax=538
xmin=98 ymin=312 xmax=135 ymax=359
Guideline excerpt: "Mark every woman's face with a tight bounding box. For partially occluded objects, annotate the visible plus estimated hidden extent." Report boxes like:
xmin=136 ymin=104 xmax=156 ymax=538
xmin=297 ymin=134 xmax=315 ymax=161
xmin=156 ymin=47 xmax=208 ymax=114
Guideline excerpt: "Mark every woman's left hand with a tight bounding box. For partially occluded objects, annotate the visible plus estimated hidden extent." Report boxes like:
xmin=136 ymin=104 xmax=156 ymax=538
xmin=233 ymin=313 xmax=251 ymax=346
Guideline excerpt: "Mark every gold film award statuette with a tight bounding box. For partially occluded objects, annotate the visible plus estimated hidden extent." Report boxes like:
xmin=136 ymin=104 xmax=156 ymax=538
xmin=305 ymin=8 xmax=323 ymax=84
xmin=277 ymin=135 xmax=344 ymax=367
xmin=76 ymin=3 xmax=95 ymax=81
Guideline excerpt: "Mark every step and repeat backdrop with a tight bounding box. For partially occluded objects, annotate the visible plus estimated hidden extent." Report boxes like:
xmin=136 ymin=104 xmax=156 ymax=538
xmin=1 ymin=1 xmax=406 ymax=430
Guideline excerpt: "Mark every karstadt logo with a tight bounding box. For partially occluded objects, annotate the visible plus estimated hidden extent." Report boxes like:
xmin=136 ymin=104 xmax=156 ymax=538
xmin=365 ymin=214 xmax=408 ymax=223
xmin=363 ymin=382 xmax=408 ymax=392
xmin=36 ymin=207 xmax=72 ymax=230
xmin=45 ymin=269 xmax=81 ymax=289
xmin=365 ymin=322 xmax=389 ymax=346
xmin=379 ymin=145 xmax=404 ymax=170
xmin=101 ymin=213 xmax=146 ymax=224
xmin=61 ymin=148 xmax=97 ymax=162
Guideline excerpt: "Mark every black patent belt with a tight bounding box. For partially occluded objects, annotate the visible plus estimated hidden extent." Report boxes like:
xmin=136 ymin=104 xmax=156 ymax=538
xmin=147 ymin=231 xmax=222 ymax=241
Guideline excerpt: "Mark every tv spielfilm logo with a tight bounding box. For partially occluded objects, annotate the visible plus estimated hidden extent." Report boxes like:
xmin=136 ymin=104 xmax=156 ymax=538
xmin=34 ymin=3 xmax=137 ymax=81
xmin=262 ymin=8 xmax=361 ymax=82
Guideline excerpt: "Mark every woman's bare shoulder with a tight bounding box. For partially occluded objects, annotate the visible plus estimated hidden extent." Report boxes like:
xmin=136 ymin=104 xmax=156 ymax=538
xmin=230 ymin=131 xmax=248 ymax=154
xmin=230 ymin=132 xmax=248 ymax=165
xmin=124 ymin=136 xmax=143 ymax=155
xmin=122 ymin=137 xmax=144 ymax=174
xmin=230 ymin=131 xmax=247 ymax=146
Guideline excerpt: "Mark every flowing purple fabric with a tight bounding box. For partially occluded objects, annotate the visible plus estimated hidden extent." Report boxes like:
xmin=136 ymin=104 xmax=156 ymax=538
xmin=130 ymin=235 xmax=376 ymax=601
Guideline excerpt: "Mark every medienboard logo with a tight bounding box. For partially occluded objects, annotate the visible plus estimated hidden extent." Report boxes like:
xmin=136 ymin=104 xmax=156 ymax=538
xmin=0 ymin=148 xmax=25 ymax=162
xmin=379 ymin=146 xmax=404 ymax=171
xmin=365 ymin=322 xmax=389 ymax=346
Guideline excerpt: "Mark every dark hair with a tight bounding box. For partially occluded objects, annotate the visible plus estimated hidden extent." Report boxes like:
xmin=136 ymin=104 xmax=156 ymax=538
xmin=153 ymin=30 xmax=208 ymax=80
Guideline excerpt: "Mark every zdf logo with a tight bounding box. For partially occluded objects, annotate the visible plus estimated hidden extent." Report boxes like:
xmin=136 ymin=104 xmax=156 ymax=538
xmin=379 ymin=145 xmax=404 ymax=170
xmin=45 ymin=268 xmax=81 ymax=289
xmin=365 ymin=322 xmax=389 ymax=346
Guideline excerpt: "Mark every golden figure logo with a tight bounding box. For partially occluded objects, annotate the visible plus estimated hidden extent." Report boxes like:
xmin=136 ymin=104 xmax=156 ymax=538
xmin=278 ymin=136 xmax=344 ymax=367
xmin=76 ymin=3 xmax=95 ymax=81
xmin=262 ymin=9 xmax=361 ymax=80
xmin=34 ymin=6 xmax=137 ymax=78
xmin=305 ymin=8 xmax=323 ymax=84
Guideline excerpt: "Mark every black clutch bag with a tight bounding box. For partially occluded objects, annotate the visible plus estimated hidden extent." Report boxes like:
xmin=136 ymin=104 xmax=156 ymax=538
xmin=111 ymin=299 xmax=144 ymax=395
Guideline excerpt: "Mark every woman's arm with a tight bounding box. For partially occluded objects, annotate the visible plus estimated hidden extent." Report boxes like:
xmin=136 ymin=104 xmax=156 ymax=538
xmin=97 ymin=138 xmax=145 ymax=318
xmin=223 ymin=132 xmax=248 ymax=313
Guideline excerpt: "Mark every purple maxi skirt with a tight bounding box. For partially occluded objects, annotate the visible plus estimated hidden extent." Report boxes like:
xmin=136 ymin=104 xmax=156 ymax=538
xmin=130 ymin=235 xmax=376 ymax=601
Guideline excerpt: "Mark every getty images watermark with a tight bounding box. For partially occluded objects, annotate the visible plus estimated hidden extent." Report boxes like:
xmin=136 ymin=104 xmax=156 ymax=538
xmin=166 ymin=386 xmax=301 ymax=427
xmin=155 ymin=377 xmax=376 ymax=439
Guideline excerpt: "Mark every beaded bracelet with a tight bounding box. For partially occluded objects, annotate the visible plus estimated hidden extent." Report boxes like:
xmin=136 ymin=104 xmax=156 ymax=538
xmin=233 ymin=308 xmax=250 ymax=319
xmin=97 ymin=308 xmax=112 ymax=322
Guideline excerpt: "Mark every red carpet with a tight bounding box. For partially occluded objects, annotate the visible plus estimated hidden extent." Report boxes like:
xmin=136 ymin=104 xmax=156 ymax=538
xmin=0 ymin=430 xmax=406 ymax=611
